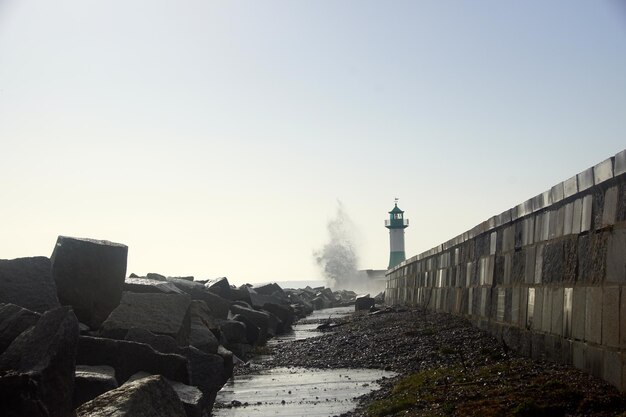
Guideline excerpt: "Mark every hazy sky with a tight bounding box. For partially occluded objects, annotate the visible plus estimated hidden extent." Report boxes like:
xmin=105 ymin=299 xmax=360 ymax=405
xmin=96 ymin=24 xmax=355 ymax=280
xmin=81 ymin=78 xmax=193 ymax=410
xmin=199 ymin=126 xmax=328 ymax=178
xmin=1 ymin=1 xmax=625 ymax=285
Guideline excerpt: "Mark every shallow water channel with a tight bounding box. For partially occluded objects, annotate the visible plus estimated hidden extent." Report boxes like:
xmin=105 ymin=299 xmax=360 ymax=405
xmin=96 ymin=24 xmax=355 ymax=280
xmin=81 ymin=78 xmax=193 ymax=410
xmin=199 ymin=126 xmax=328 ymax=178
xmin=213 ymin=306 xmax=396 ymax=417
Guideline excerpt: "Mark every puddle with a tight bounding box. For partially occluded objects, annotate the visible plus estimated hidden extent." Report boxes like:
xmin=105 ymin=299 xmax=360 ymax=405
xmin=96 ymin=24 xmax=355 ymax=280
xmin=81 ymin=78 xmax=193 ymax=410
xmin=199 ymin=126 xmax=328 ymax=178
xmin=214 ymin=306 xmax=395 ymax=416
xmin=212 ymin=367 xmax=395 ymax=417
xmin=267 ymin=306 xmax=355 ymax=346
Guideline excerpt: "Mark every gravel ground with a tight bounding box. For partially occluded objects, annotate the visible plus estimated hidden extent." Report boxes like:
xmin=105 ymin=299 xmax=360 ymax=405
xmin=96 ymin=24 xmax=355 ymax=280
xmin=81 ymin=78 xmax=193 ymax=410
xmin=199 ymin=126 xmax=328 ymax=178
xmin=241 ymin=307 xmax=626 ymax=417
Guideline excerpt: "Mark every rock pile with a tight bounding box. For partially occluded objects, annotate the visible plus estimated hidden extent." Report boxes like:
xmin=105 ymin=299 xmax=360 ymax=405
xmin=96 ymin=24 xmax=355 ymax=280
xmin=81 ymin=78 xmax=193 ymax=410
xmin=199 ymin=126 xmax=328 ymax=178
xmin=0 ymin=235 xmax=342 ymax=417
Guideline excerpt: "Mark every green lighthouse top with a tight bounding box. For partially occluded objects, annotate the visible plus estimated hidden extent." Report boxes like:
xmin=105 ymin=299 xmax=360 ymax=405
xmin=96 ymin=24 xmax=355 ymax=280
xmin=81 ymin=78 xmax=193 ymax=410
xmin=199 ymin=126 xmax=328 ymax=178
xmin=385 ymin=200 xmax=409 ymax=229
xmin=389 ymin=203 xmax=404 ymax=215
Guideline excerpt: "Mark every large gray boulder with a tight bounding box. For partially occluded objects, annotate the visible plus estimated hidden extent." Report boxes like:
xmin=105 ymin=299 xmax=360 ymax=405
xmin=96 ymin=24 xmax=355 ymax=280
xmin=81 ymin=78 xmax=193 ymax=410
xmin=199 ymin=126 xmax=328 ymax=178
xmin=261 ymin=303 xmax=295 ymax=331
xmin=189 ymin=301 xmax=219 ymax=354
xmin=0 ymin=257 xmax=60 ymax=313
xmin=73 ymin=365 xmax=118 ymax=408
xmin=129 ymin=372 xmax=205 ymax=417
xmin=124 ymin=277 xmax=185 ymax=294
xmin=219 ymin=320 xmax=247 ymax=344
xmin=0 ymin=303 xmax=41 ymax=354
xmin=179 ymin=346 xmax=226 ymax=406
xmin=51 ymin=236 xmax=128 ymax=329
xmin=355 ymin=294 xmax=375 ymax=311
xmin=229 ymin=304 xmax=270 ymax=343
xmin=77 ymin=336 xmax=189 ymax=384
xmin=124 ymin=328 xmax=179 ymax=354
xmin=231 ymin=313 xmax=261 ymax=345
xmin=0 ymin=306 xmax=79 ymax=417
xmin=75 ymin=374 xmax=187 ymax=417
xmin=167 ymin=278 xmax=233 ymax=320
xmin=100 ymin=292 xmax=191 ymax=344
xmin=204 ymin=277 xmax=231 ymax=298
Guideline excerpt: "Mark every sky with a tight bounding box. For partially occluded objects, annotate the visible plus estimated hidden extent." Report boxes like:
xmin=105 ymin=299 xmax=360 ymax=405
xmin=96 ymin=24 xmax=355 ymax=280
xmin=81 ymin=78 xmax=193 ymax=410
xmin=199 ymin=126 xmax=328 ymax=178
xmin=1 ymin=1 xmax=625 ymax=286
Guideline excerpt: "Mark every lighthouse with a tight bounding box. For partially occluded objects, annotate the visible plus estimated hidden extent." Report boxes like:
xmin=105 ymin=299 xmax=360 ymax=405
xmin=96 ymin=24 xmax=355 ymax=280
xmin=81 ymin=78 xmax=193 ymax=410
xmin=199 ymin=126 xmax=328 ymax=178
xmin=385 ymin=199 xmax=409 ymax=269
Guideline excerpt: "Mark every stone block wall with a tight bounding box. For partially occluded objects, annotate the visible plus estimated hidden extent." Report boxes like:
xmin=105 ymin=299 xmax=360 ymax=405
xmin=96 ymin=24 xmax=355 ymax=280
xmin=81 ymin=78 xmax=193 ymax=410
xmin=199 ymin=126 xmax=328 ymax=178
xmin=385 ymin=148 xmax=626 ymax=390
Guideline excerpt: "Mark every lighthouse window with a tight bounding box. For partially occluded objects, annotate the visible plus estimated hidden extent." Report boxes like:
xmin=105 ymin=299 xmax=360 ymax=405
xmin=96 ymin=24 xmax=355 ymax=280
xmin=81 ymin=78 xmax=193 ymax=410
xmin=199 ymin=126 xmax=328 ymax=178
xmin=398 ymin=214 xmax=403 ymax=219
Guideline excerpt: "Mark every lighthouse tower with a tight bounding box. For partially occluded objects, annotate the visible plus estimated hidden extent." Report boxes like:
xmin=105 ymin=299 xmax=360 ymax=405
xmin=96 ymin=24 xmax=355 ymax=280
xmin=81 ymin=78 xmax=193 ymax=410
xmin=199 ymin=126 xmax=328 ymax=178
xmin=385 ymin=199 xmax=409 ymax=269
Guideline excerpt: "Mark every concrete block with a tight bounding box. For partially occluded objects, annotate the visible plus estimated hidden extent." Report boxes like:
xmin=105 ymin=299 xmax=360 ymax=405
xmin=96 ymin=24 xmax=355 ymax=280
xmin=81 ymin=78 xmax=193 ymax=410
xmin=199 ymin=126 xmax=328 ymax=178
xmin=533 ymin=287 xmax=543 ymax=331
xmin=578 ymin=167 xmax=594 ymax=192
xmin=542 ymin=287 xmax=552 ymax=333
xmin=572 ymin=341 xmax=585 ymax=369
xmin=551 ymin=288 xmax=564 ymax=336
xmin=594 ymin=157 xmax=614 ymax=185
xmin=496 ymin=288 xmax=505 ymax=322
xmin=602 ymin=186 xmax=618 ymax=228
xmin=520 ymin=286 xmax=528 ymax=328
xmin=615 ymin=148 xmax=626 ymax=177
xmin=503 ymin=253 xmax=512 ymax=285
xmin=603 ymin=350 xmax=623 ymax=389
xmin=524 ymin=246 xmax=536 ymax=284
xmin=551 ymin=182 xmax=565 ymax=204
xmin=572 ymin=287 xmax=586 ymax=341
xmin=531 ymin=332 xmax=546 ymax=361
xmin=584 ymin=345 xmax=604 ymax=378
xmin=564 ymin=236 xmax=578 ymax=283
xmin=563 ymin=203 xmax=574 ymax=236
xmin=549 ymin=209 xmax=558 ymax=239
xmin=542 ymin=211 xmax=551 ymax=241
xmin=523 ymin=217 xmax=535 ymax=246
xmin=564 ymin=175 xmax=578 ymax=199
xmin=502 ymin=226 xmax=514 ymax=253
xmin=618 ymin=183 xmax=626 ymax=223
xmin=544 ymin=333 xmax=562 ymax=362
xmin=534 ymin=244 xmax=544 ymax=284
xmin=561 ymin=338 xmax=573 ymax=365
xmin=581 ymin=195 xmax=593 ymax=233
xmin=556 ymin=206 xmax=565 ymax=238
xmin=622 ymin=286 xmax=626 ymax=349
xmin=602 ymin=287 xmax=620 ymax=348
xmin=585 ymin=287 xmax=602 ymax=344
xmin=542 ymin=241 xmax=564 ymax=284
xmin=511 ymin=287 xmax=520 ymax=325
xmin=534 ymin=213 xmax=543 ymax=244
xmin=563 ymin=287 xmax=573 ymax=338
xmin=572 ymin=198 xmax=583 ymax=234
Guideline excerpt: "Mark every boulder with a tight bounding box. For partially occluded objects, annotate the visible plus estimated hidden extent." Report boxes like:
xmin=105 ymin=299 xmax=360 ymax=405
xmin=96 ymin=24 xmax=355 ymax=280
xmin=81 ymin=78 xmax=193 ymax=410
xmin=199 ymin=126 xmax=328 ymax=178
xmin=129 ymin=372 xmax=205 ymax=417
xmin=0 ymin=303 xmax=41 ymax=354
xmin=188 ymin=301 xmax=219 ymax=354
xmin=100 ymin=292 xmax=191 ymax=344
xmin=252 ymin=282 xmax=284 ymax=296
xmin=231 ymin=313 xmax=261 ymax=345
xmin=0 ymin=257 xmax=60 ymax=313
xmin=75 ymin=374 xmax=187 ymax=417
xmin=229 ymin=305 xmax=270 ymax=343
xmin=146 ymin=273 xmax=167 ymax=281
xmin=262 ymin=303 xmax=295 ymax=330
xmin=124 ymin=277 xmax=185 ymax=294
xmin=219 ymin=320 xmax=247 ymax=344
xmin=178 ymin=346 xmax=226 ymax=405
xmin=77 ymin=336 xmax=189 ymax=384
xmin=167 ymin=278 xmax=232 ymax=320
xmin=202 ymin=291 xmax=232 ymax=320
xmin=0 ymin=306 xmax=79 ymax=417
xmin=204 ymin=277 xmax=231 ymax=298
xmin=124 ymin=328 xmax=179 ymax=354
xmin=355 ymin=294 xmax=375 ymax=311
xmin=217 ymin=345 xmax=234 ymax=380
xmin=73 ymin=365 xmax=118 ymax=408
xmin=228 ymin=286 xmax=252 ymax=304
xmin=51 ymin=236 xmax=128 ymax=328
xmin=189 ymin=323 xmax=219 ymax=354
xmin=0 ymin=372 xmax=49 ymax=417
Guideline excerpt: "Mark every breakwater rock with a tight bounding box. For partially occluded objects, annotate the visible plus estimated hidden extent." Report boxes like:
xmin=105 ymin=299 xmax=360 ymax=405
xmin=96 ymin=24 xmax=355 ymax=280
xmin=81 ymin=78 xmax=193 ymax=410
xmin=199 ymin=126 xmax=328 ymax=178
xmin=0 ymin=235 xmax=357 ymax=417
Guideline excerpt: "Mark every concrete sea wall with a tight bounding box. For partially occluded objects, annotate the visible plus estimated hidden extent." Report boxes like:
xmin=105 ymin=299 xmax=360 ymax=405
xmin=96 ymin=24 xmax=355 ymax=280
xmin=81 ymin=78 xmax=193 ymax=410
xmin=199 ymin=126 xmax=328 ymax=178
xmin=385 ymin=148 xmax=626 ymax=390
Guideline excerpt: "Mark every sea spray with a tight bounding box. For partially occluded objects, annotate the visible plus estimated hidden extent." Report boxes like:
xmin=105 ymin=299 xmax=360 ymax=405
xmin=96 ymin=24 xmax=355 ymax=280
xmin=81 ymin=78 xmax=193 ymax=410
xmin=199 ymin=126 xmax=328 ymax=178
xmin=313 ymin=201 xmax=363 ymax=290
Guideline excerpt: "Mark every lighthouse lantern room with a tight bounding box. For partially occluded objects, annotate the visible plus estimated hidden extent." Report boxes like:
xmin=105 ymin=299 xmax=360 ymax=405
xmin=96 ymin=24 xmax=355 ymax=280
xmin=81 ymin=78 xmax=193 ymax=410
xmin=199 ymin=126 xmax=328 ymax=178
xmin=385 ymin=199 xmax=409 ymax=269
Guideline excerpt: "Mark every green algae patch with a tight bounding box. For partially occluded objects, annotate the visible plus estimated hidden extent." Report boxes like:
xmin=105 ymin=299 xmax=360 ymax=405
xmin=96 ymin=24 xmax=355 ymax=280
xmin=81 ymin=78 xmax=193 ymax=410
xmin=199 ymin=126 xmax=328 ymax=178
xmin=367 ymin=359 xmax=626 ymax=417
